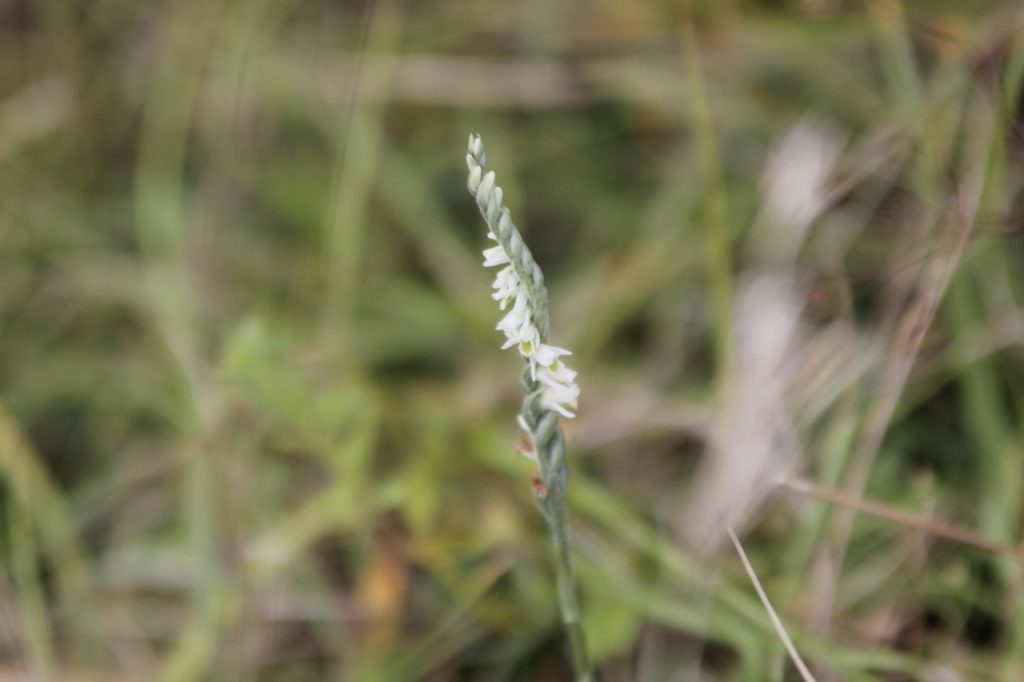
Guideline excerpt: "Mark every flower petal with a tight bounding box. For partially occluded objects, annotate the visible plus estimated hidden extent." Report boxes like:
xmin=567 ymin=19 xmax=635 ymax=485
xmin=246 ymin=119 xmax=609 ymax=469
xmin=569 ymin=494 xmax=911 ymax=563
xmin=483 ymin=246 xmax=510 ymax=268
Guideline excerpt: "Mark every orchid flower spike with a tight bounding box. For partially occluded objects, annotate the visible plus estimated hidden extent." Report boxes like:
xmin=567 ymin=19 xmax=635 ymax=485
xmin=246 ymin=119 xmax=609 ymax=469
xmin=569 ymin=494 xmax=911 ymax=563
xmin=466 ymin=133 xmax=579 ymax=419
xmin=465 ymin=133 xmax=593 ymax=681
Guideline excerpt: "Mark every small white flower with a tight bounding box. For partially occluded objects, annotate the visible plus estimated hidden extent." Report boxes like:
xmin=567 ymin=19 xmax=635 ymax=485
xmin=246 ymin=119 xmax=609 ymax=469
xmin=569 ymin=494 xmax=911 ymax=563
xmin=533 ymin=344 xmax=571 ymax=368
xmin=538 ymin=358 xmax=577 ymax=386
xmin=525 ymin=343 xmax=574 ymax=384
xmin=491 ymin=266 xmax=521 ymax=310
xmin=496 ymin=295 xmax=541 ymax=365
xmin=538 ymin=359 xmax=580 ymax=419
xmin=515 ymin=327 xmax=541 ymax=362
xmin=496 ymin=292 xmax=528 ymax=333
xmin=482 ymin=245 xmax=510 ymax=267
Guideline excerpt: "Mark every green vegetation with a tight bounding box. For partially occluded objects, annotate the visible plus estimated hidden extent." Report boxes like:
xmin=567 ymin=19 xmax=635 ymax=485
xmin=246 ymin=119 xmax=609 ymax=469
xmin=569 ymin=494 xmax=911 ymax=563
xmin=1 ymin=1 xmax=1023 ymax=679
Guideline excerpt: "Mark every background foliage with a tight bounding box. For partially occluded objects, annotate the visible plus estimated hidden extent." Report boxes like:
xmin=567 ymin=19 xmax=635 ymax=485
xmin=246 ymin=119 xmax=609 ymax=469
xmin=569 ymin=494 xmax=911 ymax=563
xmin=1 ymin=0 xmax=1024 ymax=679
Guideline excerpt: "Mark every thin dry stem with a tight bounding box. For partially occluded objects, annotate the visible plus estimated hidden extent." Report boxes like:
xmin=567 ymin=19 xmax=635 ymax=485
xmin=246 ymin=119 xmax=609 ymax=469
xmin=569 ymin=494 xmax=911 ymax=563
xmin=782 ymin=477 xmax=1021 ymax=560
xmin=727 ymin=527 xmax=816 ymax=682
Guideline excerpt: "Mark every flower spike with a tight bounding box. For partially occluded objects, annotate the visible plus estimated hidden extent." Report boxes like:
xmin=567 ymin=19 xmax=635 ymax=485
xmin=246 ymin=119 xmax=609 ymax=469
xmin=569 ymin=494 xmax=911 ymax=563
xmin=466 ymin=134 xmax=579 ymax=419
xmin=466 ymin=132 xmax=591 ymax=681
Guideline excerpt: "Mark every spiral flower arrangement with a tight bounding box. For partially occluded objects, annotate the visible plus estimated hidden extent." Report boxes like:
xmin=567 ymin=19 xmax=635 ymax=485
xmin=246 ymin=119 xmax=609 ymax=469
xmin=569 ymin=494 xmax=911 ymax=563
xmin=466 ymin=134 xmax=591 ymax=681
xmin=468 ymin=135 xmax=580 ymax=419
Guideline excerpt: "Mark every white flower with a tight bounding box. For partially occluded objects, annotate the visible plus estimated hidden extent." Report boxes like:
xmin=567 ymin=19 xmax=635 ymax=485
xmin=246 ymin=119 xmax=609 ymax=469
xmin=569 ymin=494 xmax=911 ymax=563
xmin=516 ymin=329 xmax=541 ymax=363
xmin=491 ymin=266 xmax=521 ymax=310
xmin=533 ymin=344 xmax=571 ymax=367
xmin=482 ymin=245 xmax=510 ymax=267
xmin=496 ymin=292 xmax=529 ymax=336
xmin=497 ymin=293 xmax=541 ymax=356
xmin=537 ymin=358 xmax=580 ymax=418
xmin=527 ymin=344 xmax=579 ymax=418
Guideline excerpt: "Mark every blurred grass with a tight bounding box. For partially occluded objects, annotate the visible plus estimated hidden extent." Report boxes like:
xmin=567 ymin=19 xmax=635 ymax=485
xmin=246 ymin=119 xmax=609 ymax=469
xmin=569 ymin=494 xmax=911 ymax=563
xmin=1 ymin=0 xmax=1024 ymax=680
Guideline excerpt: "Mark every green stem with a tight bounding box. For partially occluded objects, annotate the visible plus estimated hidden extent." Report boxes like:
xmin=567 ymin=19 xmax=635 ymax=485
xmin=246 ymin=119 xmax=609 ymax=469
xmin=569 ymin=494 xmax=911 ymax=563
xmin=681 ymin=12 xmax=732 ymax=396
xmin=546 ymin=497 xmax=592 ymax=682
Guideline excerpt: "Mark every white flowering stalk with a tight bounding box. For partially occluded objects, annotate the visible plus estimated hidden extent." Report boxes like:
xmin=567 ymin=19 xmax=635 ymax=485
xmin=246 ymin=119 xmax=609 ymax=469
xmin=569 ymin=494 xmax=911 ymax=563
xmin=469 ymin=140 xmax=580 ymax=418
xmin=467 ymin=134 xmax=591 ymax=681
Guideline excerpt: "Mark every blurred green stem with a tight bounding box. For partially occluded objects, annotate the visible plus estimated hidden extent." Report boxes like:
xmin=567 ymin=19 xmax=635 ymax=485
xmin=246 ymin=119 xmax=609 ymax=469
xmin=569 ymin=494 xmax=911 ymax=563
xmin=0 ymin=402 xmax=95 ymax=665
xmin=681 ymin=9 xmax=732 ymax=394
xmin=548 ymin=492 xmax=591 ymax=681
xmin=320 ymin=0 xmax=404 ymax=339
xmin=9 ymin=499 xmax=54 ymax=681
